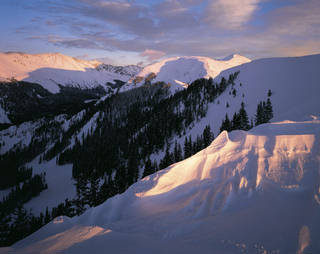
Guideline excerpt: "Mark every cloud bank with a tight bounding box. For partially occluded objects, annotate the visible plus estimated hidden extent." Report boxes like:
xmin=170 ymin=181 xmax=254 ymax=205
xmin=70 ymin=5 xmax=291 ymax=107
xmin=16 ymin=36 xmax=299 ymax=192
xmin=2 ymin=0 xmax=320 ymax=64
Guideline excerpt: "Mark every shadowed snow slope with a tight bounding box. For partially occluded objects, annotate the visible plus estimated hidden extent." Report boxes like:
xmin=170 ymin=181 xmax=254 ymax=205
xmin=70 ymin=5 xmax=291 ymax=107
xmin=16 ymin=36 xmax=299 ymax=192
xmin=9 ymin=119 xmax=320 ymax=254
xmin=120 ymin=54 xmax=251 ymax=93
xmin=0 ymin=52 xmax=140 ymax=93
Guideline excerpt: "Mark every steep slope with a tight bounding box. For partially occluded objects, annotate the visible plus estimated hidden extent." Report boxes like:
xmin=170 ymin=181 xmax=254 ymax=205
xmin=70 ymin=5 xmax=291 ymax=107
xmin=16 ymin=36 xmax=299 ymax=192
xmin=182 ymin=53 xmax=320 ymax=141
xmin=0 ymin=104 xmax=10 ymax=124
xmin=2 ymin=53 xmax=320 ymax=225
xmin=0 ymin=109 xmax=100 ymax=214
xmin=8 ymin=119 xmax=320 ymax=254
xmin=1 ymin=53 xmax=320 ymax=249
xmin=0 ymin=52 xmax=141 ymax=93
xmin=120 ymin=54 xmax=251 ymax=93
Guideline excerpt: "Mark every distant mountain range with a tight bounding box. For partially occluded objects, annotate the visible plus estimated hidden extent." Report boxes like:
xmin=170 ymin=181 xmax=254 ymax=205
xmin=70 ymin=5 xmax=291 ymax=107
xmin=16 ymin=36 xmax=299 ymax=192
xmin=0 ymin=52 xmax=251 ymax=124
xmin=0 ymin=52 xmax=142 ymax=93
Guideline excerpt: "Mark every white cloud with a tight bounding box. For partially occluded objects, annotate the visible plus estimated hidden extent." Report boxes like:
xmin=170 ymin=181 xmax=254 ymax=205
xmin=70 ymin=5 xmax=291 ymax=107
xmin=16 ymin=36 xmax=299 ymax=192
xmin=140 ymin=49 xmax=166 ymax=61
xmin=204 ymin=0 xmax=260 ymax=30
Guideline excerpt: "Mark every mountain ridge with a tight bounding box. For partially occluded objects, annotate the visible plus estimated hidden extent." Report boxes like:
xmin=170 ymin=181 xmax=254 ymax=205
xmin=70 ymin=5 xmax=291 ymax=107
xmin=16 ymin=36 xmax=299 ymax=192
xmin=0 ymin=52 xmax=142 ymax=93
xmin=120 ymin=54 xmax=251 ymax=93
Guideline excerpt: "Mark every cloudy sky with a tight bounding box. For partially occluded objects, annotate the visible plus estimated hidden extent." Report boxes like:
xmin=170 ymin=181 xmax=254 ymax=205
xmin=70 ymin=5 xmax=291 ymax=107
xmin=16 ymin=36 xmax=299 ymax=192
xmin=0 ymin=0 xmax=319 ymax=65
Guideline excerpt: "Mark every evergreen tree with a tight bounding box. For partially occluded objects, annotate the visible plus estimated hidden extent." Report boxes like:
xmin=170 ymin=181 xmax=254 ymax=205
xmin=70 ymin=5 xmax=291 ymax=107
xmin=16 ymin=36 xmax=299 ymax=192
xmin=142 ymin=157 xmax=153 ymax=178
xmin=239 ymin=102 xmax=250 ymax=130
xmin=220 ymin=114 xmax=231 ymax=132
xmin=255 ymin=101 xmax=264 ymax=126
xmin=173 ymin=141 xmax=183 ymax=162
xmin=88 ymin=176 xmax=99 ymax=207
xmin=232 ymin=88 xmax=237 ymax=97
xmin=265 ymin=98 xmax=273 ymax=122
xmin=115 ymin=165 xmax=127 ymax=193
xmin=160 ymin=145 xmax=174 ymax=169
xmin=184 ymin=135 xmax=192 ymax=159
xmin=231 ymin=112 xmax=241 ymax=130
xmin=127 ymin=155 xmax=139 ymax=186
xmin=203 ymin=125 xmax=214 ymax=147
xmin=255 ymin=98 xmax=273 ymax=125
xmin=44 ymin=207 xmax=51 ymax=224
xmin=193 ymin=135 xmax=204 ymax=153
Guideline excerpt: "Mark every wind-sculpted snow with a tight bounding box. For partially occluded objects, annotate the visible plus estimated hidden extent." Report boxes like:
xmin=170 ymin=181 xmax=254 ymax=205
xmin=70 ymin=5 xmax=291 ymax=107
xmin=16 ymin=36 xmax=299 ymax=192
xmin=9 ymin=120 xmax=320 ymax=254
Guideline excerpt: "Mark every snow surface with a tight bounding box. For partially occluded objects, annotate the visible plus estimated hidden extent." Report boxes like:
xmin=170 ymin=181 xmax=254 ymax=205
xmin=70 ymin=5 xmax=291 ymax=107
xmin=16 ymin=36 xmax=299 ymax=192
xmin=0 ymin=52 xmax=139 ymax=93
xmin=2 ymin=53 xmax=320 ymax=253
xmin=120 ymin=54 xmax=251 ymax=93
xmin=0 ymin=103 xmax=10 ymax=124
xmin=7 ymin=119 xmax=320 ymax=254
xmin=145 ymin=54 xmax=320 ymax=169
xmin=23 ymin=158 xmax=75 ymax=215
xmin=173 ymin=54 xmax=320 ymax=144
xmin=0 ymin=112 xmax=87 ymax=213
xmin=0 ymin=120 xmax=41 ymax=154
xmin=4 ymin=52 xmax=318 ymax=223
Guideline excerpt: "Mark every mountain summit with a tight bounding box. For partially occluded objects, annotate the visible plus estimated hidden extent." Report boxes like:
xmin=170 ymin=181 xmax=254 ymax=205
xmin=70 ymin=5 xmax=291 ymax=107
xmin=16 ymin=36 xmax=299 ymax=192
xmin=121 ymin=54 xmax=250 ymax=93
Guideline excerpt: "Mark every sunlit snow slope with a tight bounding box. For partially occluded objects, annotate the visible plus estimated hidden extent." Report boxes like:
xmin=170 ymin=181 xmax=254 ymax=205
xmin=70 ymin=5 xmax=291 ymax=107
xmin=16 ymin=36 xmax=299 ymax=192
xmin=8 ymin=119 xmax=320 ymax=254
xmin=180 ymin=54 xmax=320 ymax=142
xmin=0 ymin=52 xmax=139 ymax=93
xmin=121 ymin=54 xmax=250 ymax=93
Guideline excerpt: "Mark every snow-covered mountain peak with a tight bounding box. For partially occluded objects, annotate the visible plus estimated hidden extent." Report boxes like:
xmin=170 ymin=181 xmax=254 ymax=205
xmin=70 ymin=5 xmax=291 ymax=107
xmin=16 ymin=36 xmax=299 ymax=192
xmin=220 ymin=53 xmax=247 ymax=61
xmin=0 ymin=52 xmax=140 ymax=93
xmin=121 ymin=54 xmax=251 ymax=93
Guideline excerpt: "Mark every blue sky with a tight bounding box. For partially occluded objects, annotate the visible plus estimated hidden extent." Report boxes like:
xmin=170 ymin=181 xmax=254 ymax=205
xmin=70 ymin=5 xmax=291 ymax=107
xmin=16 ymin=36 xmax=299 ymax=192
xmin=1 ymin=0 xmax=319 ymax=65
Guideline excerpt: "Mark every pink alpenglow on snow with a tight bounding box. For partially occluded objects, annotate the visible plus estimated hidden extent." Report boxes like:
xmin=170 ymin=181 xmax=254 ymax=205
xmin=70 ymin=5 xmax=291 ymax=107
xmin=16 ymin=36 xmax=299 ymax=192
xmin=7 ymin=119 xmax=320 ymax=254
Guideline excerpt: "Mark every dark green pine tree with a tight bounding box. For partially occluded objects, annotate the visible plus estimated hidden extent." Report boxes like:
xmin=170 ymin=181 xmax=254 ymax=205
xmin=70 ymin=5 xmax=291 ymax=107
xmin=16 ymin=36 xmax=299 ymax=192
xmin=239 ymin=102 xmax=250 ymax=130
xmin=231 ymin=112 xmax=241 ymax=130
xmin=203 ymin=125 xmax=214 ymax=147
xmin=261 ymin=101 xmax=268 ymax=123
xmin=184 ymin=135 xmax=192 ymax=159
xmin=193 ymin=135 xmax=204 ymax=153
xmin=160 ymin=144 xmax=174 ymax=169
xmin=255 ymin=101 xmax=264 ymax=126
xmin=265 ymin=98 xmax=273 ymax=122
xmin=232 ymin=88 xmax=237 ymax=97
xmin=142 ymin=157 xmax=153 ymax=178
xmin=220 ymin=114 xmax=231 ymax=132
xmin=88 ymin=176 xmax=99 ymax=207
xmin=127 ymin=155 xmax=139 ymax=186
xmin=44 ymin=206 xmax=51 ymax=224
xmin=12 ymin=206 xmax=30 ymax=241
xmin=115 ymin=164 xmax=127 ymax=194
xmin=173 ymin=140 xmax=183 ymax=162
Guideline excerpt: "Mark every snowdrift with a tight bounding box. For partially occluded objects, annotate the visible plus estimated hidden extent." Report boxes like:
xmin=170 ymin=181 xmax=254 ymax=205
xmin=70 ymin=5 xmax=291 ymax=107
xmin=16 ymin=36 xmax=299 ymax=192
xmin=9 ymin=119 xmax=320 ymax=254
